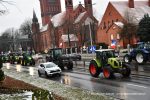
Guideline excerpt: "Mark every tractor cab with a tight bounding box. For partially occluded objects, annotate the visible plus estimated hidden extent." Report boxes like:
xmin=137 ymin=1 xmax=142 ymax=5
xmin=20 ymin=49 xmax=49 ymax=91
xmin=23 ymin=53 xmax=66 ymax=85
xmin=89 ymin=49 xmax=131 ymax=79
xmin=46 ymin=48 xmax=73 ymax=70
xmin=95 ymin=49 xmax=115 ymax=66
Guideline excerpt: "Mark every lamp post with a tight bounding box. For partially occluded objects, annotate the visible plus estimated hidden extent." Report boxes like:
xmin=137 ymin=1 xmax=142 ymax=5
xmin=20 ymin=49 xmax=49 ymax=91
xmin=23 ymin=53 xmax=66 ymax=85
xmin=89 ymin=22 xmax=93 ymax=50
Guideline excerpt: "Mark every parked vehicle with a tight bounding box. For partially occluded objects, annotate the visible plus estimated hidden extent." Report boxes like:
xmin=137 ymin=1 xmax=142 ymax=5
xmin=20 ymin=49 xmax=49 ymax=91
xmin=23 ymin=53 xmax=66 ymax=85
xmin=38 ymin=62 xmax=61 ymax=77
xmin=89 ymin=49 xmax=131 ymax=79
xmin=19 ymin=53 xmax=35 ymax=66
xmin=124 ymin=42 xmax=150 ymax=64
xmin=46 ymin=48 xmax=73 ymax=70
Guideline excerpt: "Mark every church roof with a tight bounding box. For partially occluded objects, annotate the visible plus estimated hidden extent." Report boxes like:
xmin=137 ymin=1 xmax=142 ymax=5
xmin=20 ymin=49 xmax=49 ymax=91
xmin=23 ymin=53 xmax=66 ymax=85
xmin=74 ymin=11 xmax=87 ymax=24
xmin=61 ymin=34 xmax=78 ymax=42
xmin=114 ymin=21 xmax=124 ymax=28
xmin=40 ymin=24 xmax=48 ymax=32
xmin=111 ymin=1 xmax=150 ymax=24
xmin=51 ymin=11 xmax=66 ymax=27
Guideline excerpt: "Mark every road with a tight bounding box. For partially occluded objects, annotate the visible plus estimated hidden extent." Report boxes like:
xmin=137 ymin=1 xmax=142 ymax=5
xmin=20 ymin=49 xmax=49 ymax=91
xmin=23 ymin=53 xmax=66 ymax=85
xmin=3 ymin=62 xmax=150 ymax=100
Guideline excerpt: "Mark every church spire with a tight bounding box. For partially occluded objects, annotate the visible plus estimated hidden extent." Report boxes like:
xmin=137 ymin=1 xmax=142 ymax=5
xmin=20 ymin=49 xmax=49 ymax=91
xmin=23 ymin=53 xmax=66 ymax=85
xmin=32 ymin=10 xmax=38 ymax=23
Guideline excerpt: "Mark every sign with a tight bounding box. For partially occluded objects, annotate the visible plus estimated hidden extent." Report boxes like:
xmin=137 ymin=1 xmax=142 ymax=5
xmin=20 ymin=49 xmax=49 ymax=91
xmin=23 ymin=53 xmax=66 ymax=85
xmin=89 ymin=46 xmax=96 ymax=52
xmin=111 ymin=40 xmax=117 ymax=49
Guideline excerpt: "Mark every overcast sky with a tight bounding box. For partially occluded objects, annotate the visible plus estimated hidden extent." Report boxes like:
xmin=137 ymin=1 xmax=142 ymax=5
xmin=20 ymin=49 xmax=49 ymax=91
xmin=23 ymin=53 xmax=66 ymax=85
xmin=0 ymin=0 xmax=143 ymax=34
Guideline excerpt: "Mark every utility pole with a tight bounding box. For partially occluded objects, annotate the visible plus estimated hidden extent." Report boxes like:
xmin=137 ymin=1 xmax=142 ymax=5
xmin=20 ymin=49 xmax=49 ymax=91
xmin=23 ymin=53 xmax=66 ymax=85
xmin=67 ymin=14 xmax=71 ymax=48
xmin=89 ymin=22 xmax=93 ymax=50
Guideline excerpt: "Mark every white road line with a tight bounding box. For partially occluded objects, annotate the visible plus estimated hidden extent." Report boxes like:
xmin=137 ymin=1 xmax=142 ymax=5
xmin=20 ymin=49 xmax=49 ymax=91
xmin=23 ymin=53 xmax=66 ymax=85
xmin=127 ymin=83 xmax=147 ymax=89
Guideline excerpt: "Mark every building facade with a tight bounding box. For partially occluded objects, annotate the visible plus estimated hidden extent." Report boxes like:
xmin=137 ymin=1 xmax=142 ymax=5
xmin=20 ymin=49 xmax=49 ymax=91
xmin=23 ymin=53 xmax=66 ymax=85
xmin=32 ymin=0 xmax=98 ymax=53
xmin=97 ymin=0 xmax=150 ymax=48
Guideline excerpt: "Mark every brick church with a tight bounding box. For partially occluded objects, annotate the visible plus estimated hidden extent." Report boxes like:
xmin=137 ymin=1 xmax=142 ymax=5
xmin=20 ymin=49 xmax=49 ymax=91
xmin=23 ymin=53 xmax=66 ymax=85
xmin=32 ymin=0 xmax=98 ymax=53
xmin=97 ymin=0 xmax=150 ymax=48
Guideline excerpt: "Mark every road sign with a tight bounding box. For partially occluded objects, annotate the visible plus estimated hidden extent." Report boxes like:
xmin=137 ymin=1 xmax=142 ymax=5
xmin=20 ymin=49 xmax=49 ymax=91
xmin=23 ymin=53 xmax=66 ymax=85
xmin=89 ymin=46 xmax=96 ymax=52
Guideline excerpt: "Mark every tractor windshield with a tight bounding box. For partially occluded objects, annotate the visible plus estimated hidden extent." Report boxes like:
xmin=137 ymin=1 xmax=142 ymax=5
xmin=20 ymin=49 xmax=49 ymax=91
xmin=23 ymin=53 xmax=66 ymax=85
xmin=103 ymin=51 xmax=115 ymax=58
xmin=53 ymin=49 xmax=62 ymax=58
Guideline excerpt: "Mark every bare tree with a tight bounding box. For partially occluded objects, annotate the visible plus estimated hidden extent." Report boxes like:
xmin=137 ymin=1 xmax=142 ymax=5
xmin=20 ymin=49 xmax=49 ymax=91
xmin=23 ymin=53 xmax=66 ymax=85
xmin=19 ymin=19 xmax=32 ymax=36
xmin=0 ymin=0 xmax=14 ymax=15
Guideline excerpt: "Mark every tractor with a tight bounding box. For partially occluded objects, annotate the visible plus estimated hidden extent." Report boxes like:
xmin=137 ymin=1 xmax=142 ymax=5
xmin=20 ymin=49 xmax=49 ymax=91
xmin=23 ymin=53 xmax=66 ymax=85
xmin=46 ymin=48 xmax=73 ymax=70
xmin=9 ymin=53 xmax=20 ymax=64
xmin=19 ymin=53 xmax=35 ymax=66
xmin=124 ymin=42 xmax=150 ymax=64
xmin=89 ymin=49 xmax=131 ymax=79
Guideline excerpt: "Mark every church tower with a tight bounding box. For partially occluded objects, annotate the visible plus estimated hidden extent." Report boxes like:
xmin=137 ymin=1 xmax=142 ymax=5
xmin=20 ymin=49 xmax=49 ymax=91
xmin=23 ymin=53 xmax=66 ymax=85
xmin=32 ymin=10 xmax=40 ymax=52
xmin=65 ymin=0 xmax=73 ymax=12
xmin=32 ymin=10 xmax=39 ymax=34
xmin=84 ymin=0 xmax=93 ymax=16
xmin=39 ymin=0 xmax=61 ymax=25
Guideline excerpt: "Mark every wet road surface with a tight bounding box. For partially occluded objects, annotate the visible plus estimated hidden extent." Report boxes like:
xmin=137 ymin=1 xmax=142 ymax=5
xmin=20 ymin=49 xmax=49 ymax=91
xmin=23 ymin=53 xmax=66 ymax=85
xmin=3 ymin=63 xmax=150 ymax=100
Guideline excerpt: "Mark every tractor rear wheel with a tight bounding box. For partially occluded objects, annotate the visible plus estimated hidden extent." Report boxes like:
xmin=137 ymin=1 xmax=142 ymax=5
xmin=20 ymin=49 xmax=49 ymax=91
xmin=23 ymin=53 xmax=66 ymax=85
xmin=122 ymin=67 xmax=131 ymax=78
xmin=67 ymin=61 xmax=73 ymax=70
xmin=103 ymin=66 xmax=114 ymax=79
xmin=136 ymin=53 xmax=146 ymax=64
xmin=89 ymin=60 xmax=101 ymax=77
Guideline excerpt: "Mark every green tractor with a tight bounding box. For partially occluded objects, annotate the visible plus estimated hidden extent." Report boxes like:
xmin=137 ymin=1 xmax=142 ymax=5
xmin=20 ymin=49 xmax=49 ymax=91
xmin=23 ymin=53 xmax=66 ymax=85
xmin=19 ymin=53 xmax=35 ymax=66
xmin=46 ymin=48 xmax=73 ymax=70
xmin=9 ymin=53 xmax=20 ymax=64
xmin=89 ymin=49 xmax=131 ymax=79
xmin=0 ymin=54 xmax=9 ymax=63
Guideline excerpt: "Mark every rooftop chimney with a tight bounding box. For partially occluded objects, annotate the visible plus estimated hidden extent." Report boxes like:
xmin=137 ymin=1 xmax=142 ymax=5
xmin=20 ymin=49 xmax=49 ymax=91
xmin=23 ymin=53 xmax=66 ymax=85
xmin=129 ymin=0 xmax=134 ymax=8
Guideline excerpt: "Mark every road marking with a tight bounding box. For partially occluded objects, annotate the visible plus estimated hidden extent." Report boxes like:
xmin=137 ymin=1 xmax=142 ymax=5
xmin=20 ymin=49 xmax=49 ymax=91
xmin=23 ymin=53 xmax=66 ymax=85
xmin=127 ymin=83 xmax=147 ymax=89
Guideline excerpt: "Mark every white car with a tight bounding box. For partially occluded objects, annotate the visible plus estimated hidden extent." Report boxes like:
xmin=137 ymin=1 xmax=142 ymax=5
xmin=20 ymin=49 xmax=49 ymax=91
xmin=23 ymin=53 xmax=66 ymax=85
xmin=38 ymin=62 xmax=61 ymax=77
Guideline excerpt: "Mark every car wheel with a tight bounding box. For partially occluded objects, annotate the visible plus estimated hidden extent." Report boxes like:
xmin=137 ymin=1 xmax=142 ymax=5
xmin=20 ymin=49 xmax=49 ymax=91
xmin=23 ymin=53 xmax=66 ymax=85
xmin=89 ymin=60 xmax=101 ymax=77
xmin=58 ymin=61 xmax=64 ymax=70
xmin=136 ymin=53 xmax=146 ymax=64
xmin=57 ymin=73 xmax=61 ymax=76
xmin=38 ymin=70 xmax=41 ymax=77
xmin=123 ymin=54 xmax=132 ymax=63
xmin=103 ymin=66 xmax=114 ymax=79
xmin=45 ymin=71 xmax=49 ymax=78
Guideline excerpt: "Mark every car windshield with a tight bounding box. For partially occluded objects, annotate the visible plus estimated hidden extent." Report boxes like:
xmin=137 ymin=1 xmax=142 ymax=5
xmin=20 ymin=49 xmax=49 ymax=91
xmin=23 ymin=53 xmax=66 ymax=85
xmin=45 ymin=63 xmax=57 ymax=68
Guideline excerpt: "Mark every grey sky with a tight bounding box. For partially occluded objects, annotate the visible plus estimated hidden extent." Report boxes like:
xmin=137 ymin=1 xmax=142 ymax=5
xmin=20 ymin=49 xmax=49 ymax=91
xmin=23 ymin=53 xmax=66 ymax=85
xmin=0 ymin=0 xmax=143 ymax=34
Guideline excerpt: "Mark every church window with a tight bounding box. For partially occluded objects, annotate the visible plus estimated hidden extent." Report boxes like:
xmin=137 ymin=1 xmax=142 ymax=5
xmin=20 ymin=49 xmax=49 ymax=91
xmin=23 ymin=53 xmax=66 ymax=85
xmin=88 ymin=0 xmax=91 ymax=4
xmin=109 ymin=12 xmax=111 ymax=16
xmin=79 ymin=8 xmax=82 ymax=12
xmin=68 ymin=0 xmax=72 ymax=5
xmin=112 ymin=20 xmax=114 ymax=24
xmin=103 ymin=22 xmax=106 ymax=29
xmin=65 ymin=1 xmax=67 ymax=6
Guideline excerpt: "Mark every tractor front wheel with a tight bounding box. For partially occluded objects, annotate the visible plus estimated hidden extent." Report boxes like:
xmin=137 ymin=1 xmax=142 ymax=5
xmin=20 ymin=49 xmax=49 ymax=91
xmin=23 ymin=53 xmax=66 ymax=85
xmin=124 ymin=54 xmax=132 ymax=63
xmin=89 ymin=61 xmax=101 ymax=77
xmin=103 ymin=66 xmax=114 ymax=79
